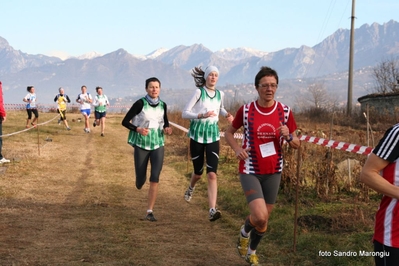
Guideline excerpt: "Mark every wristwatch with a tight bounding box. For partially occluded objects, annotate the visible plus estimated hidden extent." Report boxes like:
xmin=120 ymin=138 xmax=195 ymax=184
xmin=286 ymin=134 xmax=293 ymax=143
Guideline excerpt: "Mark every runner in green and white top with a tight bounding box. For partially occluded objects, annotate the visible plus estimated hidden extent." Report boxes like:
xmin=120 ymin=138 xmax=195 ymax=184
xmin=185 ymin=87 xmax=224 ymax=144
xmin=92 ymin=86 xmax=109 ymax=137
xmin=122 ymin=77 xmax=172 ymax=222
xmin=182 ymin=66 xmax=234 ymax=222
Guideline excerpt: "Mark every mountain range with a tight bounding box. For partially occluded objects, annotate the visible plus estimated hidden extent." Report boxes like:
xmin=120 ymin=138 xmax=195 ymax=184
xmin=1 ymin=20 xmax=398 ymax=109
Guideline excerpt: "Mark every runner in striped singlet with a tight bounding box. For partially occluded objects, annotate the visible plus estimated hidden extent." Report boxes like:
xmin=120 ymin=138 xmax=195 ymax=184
xmin=225 ymin=66 xmax=300 ymax=266
xmin=182 ymin=66 xmax=234 ymax=222
xmin=361 ymin=124 xmax=399 ymax=266
xmin=122 ymin=77 xmax=172 ymax=222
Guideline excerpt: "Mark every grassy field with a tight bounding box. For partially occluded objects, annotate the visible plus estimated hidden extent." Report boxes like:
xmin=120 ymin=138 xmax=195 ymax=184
xmin=0 ymin=110 xmax=382 ymax=265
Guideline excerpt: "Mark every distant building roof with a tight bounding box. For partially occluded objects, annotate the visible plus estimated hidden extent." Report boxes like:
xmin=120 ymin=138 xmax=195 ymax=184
xmin=358 ymin=91 xmax=399 ymax=102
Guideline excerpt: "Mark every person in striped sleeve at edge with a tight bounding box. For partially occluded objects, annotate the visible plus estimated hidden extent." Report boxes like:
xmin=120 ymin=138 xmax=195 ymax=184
xmin=182 ymin=65 xmax=234 ymax=222
xmin=121 ymin=77 xmax=172 ymax=222
xmin=225 ymin=66 xmax=300 ymax=266
xmin=0 ymin=81 xmax=10 ymax=164
xmin=360 ymin=123 xmax=399 ymax=266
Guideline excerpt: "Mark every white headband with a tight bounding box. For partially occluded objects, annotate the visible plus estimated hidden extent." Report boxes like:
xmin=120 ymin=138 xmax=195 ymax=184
xmin=204 ymin=66 xmax=219 ymax=79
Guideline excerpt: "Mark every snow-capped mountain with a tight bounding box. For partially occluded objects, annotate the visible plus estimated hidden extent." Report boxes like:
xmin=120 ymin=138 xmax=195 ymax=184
xmin=132 ymin=48 xmax=169 ymax=60
xmin=145 ymin=48 xmax=169 ymax=59
xmin=214 ymin=47 xmax=269 ymax=61
xmin=76 ymin=51 xmax=102 ymax=60
xmin=50 ymin=51 xmax=103 ymax=61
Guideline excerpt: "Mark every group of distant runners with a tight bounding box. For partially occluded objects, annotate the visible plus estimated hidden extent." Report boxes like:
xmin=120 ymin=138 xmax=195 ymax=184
xmin=22 ymin=85 xmax=110 ymax=136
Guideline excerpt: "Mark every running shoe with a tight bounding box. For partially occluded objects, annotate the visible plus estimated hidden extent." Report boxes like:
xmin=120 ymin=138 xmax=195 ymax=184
xmin=209 ymin=208 xmax=221 ymax=222
xmin=184 ymin=186 xmax=195 ymax=202
xmin=67 ymin=127 xmax=71 ymax=131
xmin=237 ymin=225 xmax=250 ymax=257
xmin=145 ymin=212 xmax=157 ymax=222
xmin=245 ymin=253 xmax=259 ymax=266
xmin=0 ymin=158 xmax=10 ymax=163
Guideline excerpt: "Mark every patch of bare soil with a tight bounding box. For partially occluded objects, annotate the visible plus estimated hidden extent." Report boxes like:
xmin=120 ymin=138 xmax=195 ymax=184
xmin=0 ymin=114 xmax=245 ymax=266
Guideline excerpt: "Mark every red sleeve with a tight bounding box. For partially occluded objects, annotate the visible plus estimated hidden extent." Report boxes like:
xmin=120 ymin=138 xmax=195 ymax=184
xmin=0 ymin=82 xmax=6 ymax=118
xmin=286 ymin=109 xmax=297 ymax=133
xmin=232 ymin=105 xmax=244 ymax=129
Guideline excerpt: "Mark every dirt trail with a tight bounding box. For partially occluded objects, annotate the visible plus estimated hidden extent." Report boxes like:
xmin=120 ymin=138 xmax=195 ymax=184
xmin=0 ymin=114 xmax=246 ymax=266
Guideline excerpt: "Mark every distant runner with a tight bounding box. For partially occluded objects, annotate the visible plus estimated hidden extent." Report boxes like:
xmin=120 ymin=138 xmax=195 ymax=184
xmin=76 ymin=85 xmax=93 ymax=133
xmin=54 ymin=87 xmax=71 ymax=130
xmin=23 ymin=86 xmax=39 ymax=128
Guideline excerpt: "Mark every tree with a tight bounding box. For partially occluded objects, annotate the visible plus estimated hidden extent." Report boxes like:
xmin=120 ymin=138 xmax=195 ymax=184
xmin=295 ymin=83 xmax=338 ymax=112
xmin=371 ymin=57 xmax=399 ymax=94
xmin=307 ymin=83 xmax=329 ymax=109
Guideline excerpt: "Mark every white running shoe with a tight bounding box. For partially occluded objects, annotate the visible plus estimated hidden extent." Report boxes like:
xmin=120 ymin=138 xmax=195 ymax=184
xmin=184 ymin=186 xmax=195 ymax=202
xmin=0 ymin=158 xmax=10 ymax=163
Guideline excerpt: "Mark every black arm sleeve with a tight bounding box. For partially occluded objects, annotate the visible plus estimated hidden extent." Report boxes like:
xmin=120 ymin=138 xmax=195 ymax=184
xmin=163 ymin=103 xmax=170 ymax=128
xmin=121 ymin=99 xmax=144 ymax=132
xmin=66 ymin=95 xmax=71 ymax=103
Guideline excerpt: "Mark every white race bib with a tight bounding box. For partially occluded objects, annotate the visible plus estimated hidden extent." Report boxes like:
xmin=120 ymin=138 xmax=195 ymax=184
xmin=259 ymin=142 xmax=276 ymax=158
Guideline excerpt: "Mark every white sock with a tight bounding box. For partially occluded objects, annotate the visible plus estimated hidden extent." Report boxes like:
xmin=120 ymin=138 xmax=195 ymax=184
xmin=241 ymin=228 xmax=249 ymax=238
xmin=147 ymin=209 xmax=153 ymax=214
xmin=247 ymin=248 xmax=256 ymax=255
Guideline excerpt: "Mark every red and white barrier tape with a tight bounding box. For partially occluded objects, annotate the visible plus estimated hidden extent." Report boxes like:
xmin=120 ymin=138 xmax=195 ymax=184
xmin=219 ymin=131 xmax=244 ymax=140
xmin=169 ymin=121 xmax=373 ymax=156
xmin=298 ymin=135 xmax=372 ymax=155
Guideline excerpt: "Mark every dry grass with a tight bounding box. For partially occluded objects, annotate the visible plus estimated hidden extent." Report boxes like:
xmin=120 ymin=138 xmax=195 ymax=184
xmin=0 ymin=110 xmax=384 ymax=266
xmin=0 ymin=111 xmax=245 ymax=266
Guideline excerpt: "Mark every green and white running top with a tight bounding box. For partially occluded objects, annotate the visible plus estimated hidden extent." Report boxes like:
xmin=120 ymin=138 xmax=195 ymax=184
xmin=182 ymin=87 xmax=229 ymax=144
xmin=127 ymin=97 xmax=166 ymax=150
xmin=93 ymin=94 xmax=109 ymax=113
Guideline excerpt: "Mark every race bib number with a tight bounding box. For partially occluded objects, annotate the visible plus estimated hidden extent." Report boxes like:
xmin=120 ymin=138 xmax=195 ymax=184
xmin=259 ymin=142 xmax=276 ymax=158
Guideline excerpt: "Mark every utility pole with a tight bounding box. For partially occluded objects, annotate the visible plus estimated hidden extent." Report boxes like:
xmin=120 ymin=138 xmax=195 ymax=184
xmin=347 ymin=0 xmax=356 ymax=116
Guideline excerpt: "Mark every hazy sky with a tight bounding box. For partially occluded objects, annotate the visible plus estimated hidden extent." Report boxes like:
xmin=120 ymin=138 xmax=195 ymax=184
xmin=2 ymin=0 xmax=398 ymax=59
